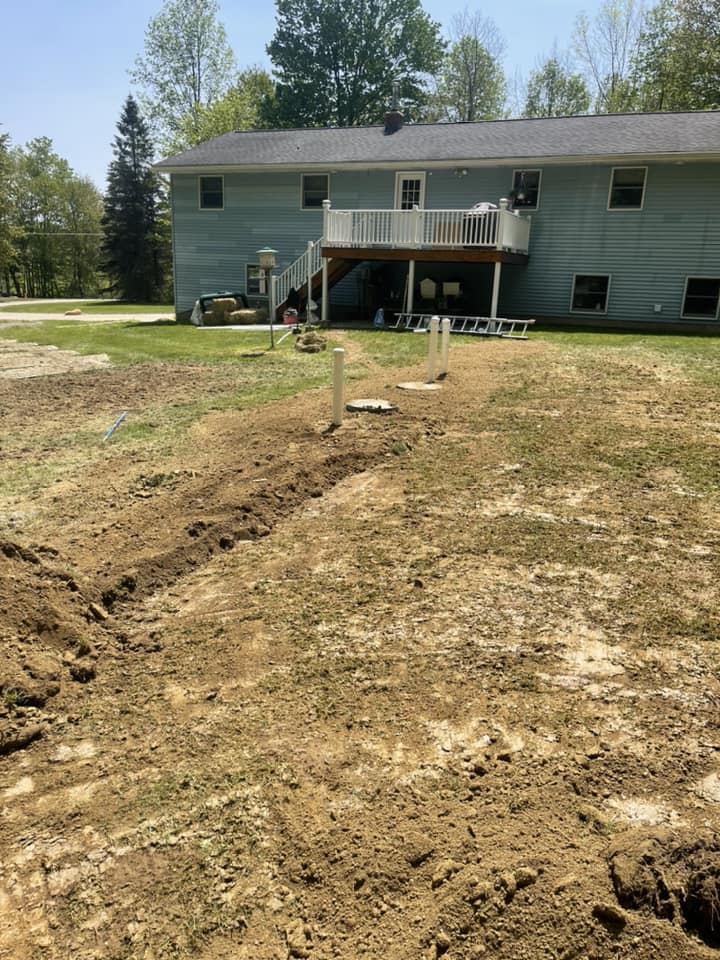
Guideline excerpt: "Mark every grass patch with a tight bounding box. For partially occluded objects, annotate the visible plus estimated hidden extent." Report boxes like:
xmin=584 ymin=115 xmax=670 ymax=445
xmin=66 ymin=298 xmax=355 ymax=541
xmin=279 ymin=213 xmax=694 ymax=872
xmin=0 ymin=300 xmax=174 ymax=314
xmin=534 ymin=330 xmax=720 ymax=383
xmin=0 ymin=319 xmax=291 ymax=365
xmin=345 ymin=328 xmax=477 ymax=367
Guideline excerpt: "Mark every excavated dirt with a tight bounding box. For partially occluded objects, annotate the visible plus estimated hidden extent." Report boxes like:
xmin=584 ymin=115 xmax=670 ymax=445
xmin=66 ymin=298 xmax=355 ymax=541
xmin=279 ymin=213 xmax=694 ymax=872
xmin=1 ymin=331 xmax=720 ymax=960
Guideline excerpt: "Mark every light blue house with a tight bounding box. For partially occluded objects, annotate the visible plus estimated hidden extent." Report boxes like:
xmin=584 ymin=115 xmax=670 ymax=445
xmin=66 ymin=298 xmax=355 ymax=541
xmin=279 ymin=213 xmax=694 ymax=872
xmin=156 ymin=110 xmax=720 ymax=330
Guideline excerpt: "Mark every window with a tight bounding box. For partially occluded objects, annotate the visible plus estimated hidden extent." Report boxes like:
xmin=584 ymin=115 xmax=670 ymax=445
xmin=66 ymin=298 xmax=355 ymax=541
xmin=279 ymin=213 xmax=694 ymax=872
xmin=511 ymin=170 xmax=541 ymax=209
xmin=246 ymin=264 xmax=268 ymax=299
xmin=301 ymin=174 xmax=329 ymax=209
xmin=682 ymin=277 xmax=720 ymax=319
xmin=608 ymin=167 xmax=646 ymax=210
xmin=199 ymin=176 xmax=224 ymax=210
xmin=571 ymin=274 xmax=610 ymax=313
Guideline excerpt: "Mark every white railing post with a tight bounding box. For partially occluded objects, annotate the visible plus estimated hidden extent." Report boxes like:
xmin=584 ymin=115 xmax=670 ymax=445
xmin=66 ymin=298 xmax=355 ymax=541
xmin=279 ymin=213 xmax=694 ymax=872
xmin=270 ymin=273 xmax=277 ymax=347
xmin=306 ymin=240 xmax=313 ymax=324
xmin=332 ymin=348 xmax=345 ymax=426
xmin=322 ymin=198 xmax=330 ymax=243
xmin=413 ymin=204 xmax=421 ymax=246
xmin=426 ymin=316 xmax=440 ymax=383
xmin=497 ymin=198 xmax=508 ymax=250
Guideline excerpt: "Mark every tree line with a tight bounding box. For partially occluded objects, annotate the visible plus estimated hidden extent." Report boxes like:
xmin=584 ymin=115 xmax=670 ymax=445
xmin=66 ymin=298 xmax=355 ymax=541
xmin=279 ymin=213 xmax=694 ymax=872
xmin=132 ymin=0 xmax=720 ymax=151
xmin=1 ymin=0 xmax=717 ymax=302
xmin=0 ymin=102 xmax=170 ymax=302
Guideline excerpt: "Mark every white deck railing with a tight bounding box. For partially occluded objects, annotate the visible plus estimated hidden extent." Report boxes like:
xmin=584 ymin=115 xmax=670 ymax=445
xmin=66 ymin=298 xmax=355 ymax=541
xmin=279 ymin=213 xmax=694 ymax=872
xmin=323 ymin=203 xmax=530 ymax=254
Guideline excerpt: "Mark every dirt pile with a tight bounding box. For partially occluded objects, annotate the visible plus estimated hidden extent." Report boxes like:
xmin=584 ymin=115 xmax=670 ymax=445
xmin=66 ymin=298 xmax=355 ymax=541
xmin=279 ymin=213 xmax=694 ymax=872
xmin=611 ymin=830 xmax=720 ymax=945
xmin=0 ymin=539 xmax=107 ymax=754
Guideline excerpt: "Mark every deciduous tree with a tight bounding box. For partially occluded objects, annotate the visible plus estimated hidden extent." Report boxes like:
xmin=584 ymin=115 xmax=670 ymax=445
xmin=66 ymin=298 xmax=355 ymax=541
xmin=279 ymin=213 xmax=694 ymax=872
xmin=0 ymin=132 xmax=21 ymax=294
xmin=102 ymin=96 xmax=170 ymax=302
xmin=131 ymin=0 xmax=235 ymax=149
xmin=633 ymin=0 xmax=720 ymax=110
xmin=573 ymin=0 xmax=643 ymax=112
xmin=266 ymin=0 xmax=445 ymax=127
xmin=523 ymin=52 xmax=591 ymax=117
xmin=433 ymin=11 xmax=506 ymax=121
xmin=177 ymin=67 xmax=276 ymax=146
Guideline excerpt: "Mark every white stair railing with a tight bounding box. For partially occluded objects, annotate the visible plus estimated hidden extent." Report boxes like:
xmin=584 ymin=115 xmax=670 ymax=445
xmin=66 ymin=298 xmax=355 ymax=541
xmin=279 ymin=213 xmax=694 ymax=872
xmin=275 ymin=239 xmax=323 ymax=308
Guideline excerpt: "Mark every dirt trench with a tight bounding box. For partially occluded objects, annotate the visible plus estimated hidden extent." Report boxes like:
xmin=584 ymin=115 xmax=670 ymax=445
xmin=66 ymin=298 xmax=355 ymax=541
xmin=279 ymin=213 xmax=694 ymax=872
xmin=2 ymin=336 xmax=720 ymax=960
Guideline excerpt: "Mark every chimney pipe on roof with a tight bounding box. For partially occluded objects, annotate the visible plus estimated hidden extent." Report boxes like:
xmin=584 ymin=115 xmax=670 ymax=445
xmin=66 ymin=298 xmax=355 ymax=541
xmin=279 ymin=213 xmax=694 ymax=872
xmin=384 ymin=79 xmax=403 ymax=135
xmin=384 ymin=110 xmax=403 ymax=135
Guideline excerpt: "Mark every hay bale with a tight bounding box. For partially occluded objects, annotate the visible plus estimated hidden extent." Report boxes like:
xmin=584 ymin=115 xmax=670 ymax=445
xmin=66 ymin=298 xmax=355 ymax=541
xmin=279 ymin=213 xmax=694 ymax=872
xmin=202 ymin=310 xmax=216 ymax=325
xmin=228 ymin=308 xmax=268 ymax=325
xmin=64 ymin=308 xmax=82 ymax=316
xmin=210 ymin=297 xmax=238 ymax=318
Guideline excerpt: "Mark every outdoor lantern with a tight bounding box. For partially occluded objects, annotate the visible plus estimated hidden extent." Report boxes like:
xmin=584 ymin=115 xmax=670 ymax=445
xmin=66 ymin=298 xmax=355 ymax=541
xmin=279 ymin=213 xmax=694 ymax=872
xmin=257 ymin=246 xmax=278 ymax=271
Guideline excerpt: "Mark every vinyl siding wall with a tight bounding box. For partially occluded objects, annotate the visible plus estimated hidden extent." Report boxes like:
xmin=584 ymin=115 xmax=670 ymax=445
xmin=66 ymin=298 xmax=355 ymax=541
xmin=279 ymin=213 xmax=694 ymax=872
xmin=170 ymin=162 xmax=720 ymax=324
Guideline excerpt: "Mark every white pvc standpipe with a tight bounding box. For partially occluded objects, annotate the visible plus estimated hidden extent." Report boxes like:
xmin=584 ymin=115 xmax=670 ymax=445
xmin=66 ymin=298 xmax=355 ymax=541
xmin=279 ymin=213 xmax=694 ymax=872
xmin=332 ymin=348 xmax=345 ymax=426
xmin=439 ymin=317 xmax=451 ymax=377
xmin=426 ymin=315 xmax=440 ymax=383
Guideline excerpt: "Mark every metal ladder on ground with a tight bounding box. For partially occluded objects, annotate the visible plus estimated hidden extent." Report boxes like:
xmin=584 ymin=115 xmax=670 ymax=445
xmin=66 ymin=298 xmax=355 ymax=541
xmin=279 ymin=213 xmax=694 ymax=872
xmin=390 ymin=313 xmax=534 ymax=340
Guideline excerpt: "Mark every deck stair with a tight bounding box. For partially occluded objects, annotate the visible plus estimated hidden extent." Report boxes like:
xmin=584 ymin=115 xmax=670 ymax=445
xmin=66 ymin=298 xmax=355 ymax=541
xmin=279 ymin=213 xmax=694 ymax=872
xmin=274 ymin=239 xmax=355 ymax=317
xmin=391 ymin=313 xmax=534 ymax=339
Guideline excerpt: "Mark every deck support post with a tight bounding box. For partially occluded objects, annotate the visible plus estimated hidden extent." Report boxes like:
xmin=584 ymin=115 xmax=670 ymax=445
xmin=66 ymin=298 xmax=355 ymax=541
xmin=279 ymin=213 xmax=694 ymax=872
xmin=490 ymin=261 xmax=502 ymax=320
xmin=407 ymin=259 xmax=416 ymax=314
xmin=321 ymin=257 xmax=329 ymax=326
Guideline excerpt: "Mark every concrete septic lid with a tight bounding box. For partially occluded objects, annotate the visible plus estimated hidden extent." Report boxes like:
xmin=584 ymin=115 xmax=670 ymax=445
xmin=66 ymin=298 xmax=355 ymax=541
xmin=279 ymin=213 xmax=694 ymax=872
xmin=396 ymin=382 xmax=442 ymax=391
xmin=346 ymin=398 xmax=398 ymax=414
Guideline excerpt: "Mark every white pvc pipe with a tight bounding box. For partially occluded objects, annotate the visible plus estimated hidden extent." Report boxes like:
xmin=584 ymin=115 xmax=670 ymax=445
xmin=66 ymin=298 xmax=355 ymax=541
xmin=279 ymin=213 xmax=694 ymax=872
xmin=439 ymin=317 xmax=450 ymax=376
xmin=426 ymin=315 xmax=439 ymax=383
xmin=332 ymin=348 xmax=345 ymax=426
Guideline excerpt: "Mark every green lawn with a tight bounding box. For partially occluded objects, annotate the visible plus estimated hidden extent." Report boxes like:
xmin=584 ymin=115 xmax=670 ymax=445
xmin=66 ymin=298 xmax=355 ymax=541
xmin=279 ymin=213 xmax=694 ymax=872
xmin=0 ymin=319 xmax=274 ymax=364
xmin=0 ymin=319 xmax=439 ymax=367
xmin=535 ymin=328 xmax=720 ymax=381
xmin=0 ymin=300 xmax=175 ymax=314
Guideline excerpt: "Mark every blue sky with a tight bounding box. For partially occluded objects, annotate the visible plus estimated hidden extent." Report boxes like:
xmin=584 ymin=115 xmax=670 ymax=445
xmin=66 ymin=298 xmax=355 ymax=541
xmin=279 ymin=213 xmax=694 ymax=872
xmin=2 ymin=0 xmax=602 ymax=190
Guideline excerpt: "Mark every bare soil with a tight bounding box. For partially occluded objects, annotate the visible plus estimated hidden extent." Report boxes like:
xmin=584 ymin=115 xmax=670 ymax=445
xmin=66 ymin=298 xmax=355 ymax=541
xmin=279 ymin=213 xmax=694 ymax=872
xmin=1 ymin=333 xmax=720 ymax=960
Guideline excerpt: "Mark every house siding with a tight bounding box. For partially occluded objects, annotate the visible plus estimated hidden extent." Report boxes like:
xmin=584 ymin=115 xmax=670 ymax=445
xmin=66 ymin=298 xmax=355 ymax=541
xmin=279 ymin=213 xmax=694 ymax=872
xmin=170 ymin=161 xmax=720 ymax=325
xmin=500 ymin=161 xmax=720 ymax=324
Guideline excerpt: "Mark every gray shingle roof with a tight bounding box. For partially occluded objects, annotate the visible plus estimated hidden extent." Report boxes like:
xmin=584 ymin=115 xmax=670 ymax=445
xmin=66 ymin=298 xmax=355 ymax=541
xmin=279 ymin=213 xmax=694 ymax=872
xmin=156 ymin=111 xmax=720 ymax=170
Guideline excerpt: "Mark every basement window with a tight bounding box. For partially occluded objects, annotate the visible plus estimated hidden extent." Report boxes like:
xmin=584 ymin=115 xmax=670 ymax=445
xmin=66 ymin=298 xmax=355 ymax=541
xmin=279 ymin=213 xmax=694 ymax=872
xmin=301 ymin=174 xmax=329 ymax=209
xmin=246 ymin=264 xmax=268 ymax=299
xmin=571 ymin=274 xmax=610 ymax=313
xmin=199 ymin=176 xmax=224 ymax=210
xmin=511 ymin=170 xmax=541 ymax=209
xmin=608 ymin=167 xmax=646 ymax=210
xmin=682 ymin=277 xmax=720 ymax=319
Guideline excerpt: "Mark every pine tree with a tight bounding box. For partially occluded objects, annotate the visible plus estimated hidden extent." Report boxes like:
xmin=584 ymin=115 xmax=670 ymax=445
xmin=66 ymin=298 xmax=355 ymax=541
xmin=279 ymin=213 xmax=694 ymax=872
xmin=102 ymin=96 xmax=169 ymax=302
